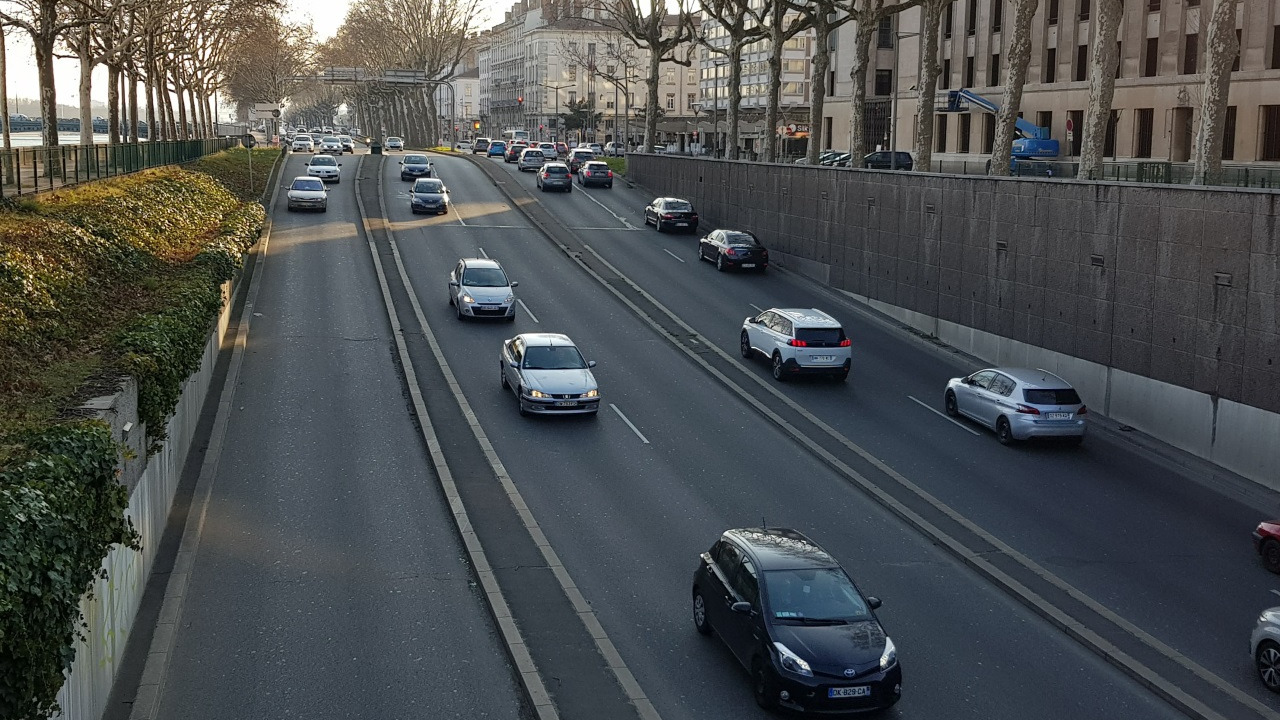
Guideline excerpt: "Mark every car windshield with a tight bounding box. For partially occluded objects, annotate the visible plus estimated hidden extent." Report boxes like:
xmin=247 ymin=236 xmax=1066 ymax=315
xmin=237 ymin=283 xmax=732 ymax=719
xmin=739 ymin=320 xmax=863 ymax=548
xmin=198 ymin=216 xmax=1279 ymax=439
xmin=412 ymin=179 xmax=444 ymax=193
xmin=387 ymin=137 xmax=402 ymax=143
xmin=725 ymin=232 xmax=759 ymax=247
xmin=322 ymin=136 xmax=338 ymax=142
xmin=664 ymin=200 xmax=692 ymax=211
xmin=765 ymin=568 xmax=870 ymax=623
xmin=522 ymin=345 xmax=588 ymax=370
xmin=461 ymin=267 xmax=509 ymax=287
xmin=311 ymin=157 xmax=336 ymax=166
xmin=1023 ymin=388 xmax=1082 ymax=405
xmin=291 ymin=179 xmax=324 ymax=191
xmin=404 ymin=155 xmax=429 ymax=164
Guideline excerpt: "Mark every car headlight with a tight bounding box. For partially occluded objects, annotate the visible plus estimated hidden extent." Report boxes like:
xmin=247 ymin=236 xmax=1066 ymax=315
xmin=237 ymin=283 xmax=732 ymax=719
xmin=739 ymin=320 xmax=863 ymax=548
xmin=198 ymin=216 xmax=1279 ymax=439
xmin=581 ymin=389 xmax=599 ymax=398
xmin=461 ymin=294 xmax=474 ymax=304
xmin=528 ymin=389 xmax=549 ymax=398
xmin=504 ymin=293 xmax=514 ymax=303
xmin=879 ymin=637 xmax=897 ymax=670
xmin=774 ymin=642 xmax=813 ymax=677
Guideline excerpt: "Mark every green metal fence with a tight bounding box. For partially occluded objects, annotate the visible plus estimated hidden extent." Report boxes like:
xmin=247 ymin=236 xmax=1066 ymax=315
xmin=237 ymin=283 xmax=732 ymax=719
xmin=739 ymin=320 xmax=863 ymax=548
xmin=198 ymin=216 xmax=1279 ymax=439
xmin=0 ymin=138 xmax=242 ymax=198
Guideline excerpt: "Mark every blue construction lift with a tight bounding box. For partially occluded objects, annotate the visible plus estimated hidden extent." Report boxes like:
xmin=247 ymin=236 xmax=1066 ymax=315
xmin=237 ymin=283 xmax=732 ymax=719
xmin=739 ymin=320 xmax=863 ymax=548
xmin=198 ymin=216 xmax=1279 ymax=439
xmin=939 ymin=88 xmax=1060 ymax=159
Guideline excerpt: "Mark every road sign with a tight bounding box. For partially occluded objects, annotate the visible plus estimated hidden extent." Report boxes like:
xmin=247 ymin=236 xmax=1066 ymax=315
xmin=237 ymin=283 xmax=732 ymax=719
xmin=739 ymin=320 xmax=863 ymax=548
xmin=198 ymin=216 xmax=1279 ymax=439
xmin=1065 ymin=116 xmax=1075 ymax=133
xmin=247 ymin=108 xmax=281 ymax=120
xmin=253 ymin=102 xmax=282 ymax=112
xmin=1067 ymin=130 xmax=1075 ymax=142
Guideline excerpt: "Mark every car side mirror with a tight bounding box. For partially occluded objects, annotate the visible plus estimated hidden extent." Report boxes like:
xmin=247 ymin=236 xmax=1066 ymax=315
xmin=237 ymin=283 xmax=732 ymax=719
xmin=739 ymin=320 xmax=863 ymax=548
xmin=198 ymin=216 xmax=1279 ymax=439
xmin=730 ymin=601 xmax=754 ymax=616
xmin=587 ymin=360 xmax=597 ymax=368
xmin=510 ymin=281 xmax=519 ymax=287
xmin=866 ymin=596 xmax=882 ymax=610
xmin=960 ymin=377 xmax=972 ymax=385
xmin=748 ymin=317 xmax=760 ymax=324
xmin=508 ymin=360 xmax=518 ymax=368
xmin=338 ymin=163 xmax=343 ymax=167
xmin=448 ymin=280 xmax=458 ymax=286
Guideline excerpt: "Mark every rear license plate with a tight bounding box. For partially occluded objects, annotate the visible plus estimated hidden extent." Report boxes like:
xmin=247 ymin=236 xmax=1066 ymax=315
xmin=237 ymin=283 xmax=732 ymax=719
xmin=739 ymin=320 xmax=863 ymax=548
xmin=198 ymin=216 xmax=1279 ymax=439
xmin=1046 ymin=412 xmax=1073 ymax=419
xmin=554 ymin=400 xmax=579 ymax=407
xmin=812 ymin=355 xmax=835 ymax=362
xmin=742 ymin=263 xmax=756 ymax=268
xmin=829 ymin=686 xmax=870 ymax=698
xmin=675 ymin=222 xmax=688 ymax=226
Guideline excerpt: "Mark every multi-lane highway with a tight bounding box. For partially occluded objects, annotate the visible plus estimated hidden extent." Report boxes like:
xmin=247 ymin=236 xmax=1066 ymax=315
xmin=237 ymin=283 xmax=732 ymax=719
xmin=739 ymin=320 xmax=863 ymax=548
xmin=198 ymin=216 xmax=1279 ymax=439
xmin=132 ymin=146 xmax=1280 ymax=719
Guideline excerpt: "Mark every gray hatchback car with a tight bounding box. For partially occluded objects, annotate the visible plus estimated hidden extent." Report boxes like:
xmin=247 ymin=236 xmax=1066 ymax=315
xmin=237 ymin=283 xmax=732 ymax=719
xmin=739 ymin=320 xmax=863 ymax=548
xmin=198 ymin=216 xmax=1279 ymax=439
xmin=536 ymin=162 xmax=573 ymax=192
xmin=943 ymin=368 xmax=1087 ymax=445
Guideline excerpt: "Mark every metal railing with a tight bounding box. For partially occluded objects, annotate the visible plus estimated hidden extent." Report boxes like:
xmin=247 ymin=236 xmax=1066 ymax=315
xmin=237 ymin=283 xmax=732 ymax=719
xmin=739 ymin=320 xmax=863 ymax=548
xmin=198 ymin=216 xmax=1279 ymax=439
xmin=0 ymin=138 xmax=242 ymax=198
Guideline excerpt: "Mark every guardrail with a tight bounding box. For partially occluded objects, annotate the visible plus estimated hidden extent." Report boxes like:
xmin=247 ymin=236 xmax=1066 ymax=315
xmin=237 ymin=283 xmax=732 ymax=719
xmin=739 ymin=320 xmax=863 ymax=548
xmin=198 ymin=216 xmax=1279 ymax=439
xmin=0 ymin=138 xmax=242 ymax=198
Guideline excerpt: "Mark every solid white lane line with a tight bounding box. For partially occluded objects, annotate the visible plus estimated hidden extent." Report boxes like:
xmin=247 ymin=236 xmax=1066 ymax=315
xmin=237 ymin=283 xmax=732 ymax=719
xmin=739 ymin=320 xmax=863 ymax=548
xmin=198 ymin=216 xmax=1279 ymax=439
xmin=578 ymin=187 xmax=637 ymax=229
xmin=610 ymin=404 xmax=650 ymax=444
xmin=478 ymin=247 xmax=489 ymax=258
xmin=455 ymin=209 xmax=467 ymax=226
xmin=907 ymin=395 xmax=981 ymax=435
xmin=749 ymin=303 xmax=765 ymax=313
xmin=517 ymin=299 xmax=539 ymax=323
xmin=662 ymin=249 xmax=685 ymax=263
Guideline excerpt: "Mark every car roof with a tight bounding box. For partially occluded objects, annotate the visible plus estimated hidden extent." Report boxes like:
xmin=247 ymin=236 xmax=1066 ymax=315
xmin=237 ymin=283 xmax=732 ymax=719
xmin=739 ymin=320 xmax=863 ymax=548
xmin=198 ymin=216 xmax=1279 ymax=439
xmin=312 ymin=153 xmax=337 ymax=159
xmin=984 ymin=367 xmax=1072 ymax=388
xmin=404 ymin=154 xmax=429 ymax=161
xmin=771 ymin=308 xmax=841 ymax=327
xmin=291 ymin=175 xmax=322 ymax=182
xmin=517 ymin=333 xmax=576 ymax=347
xmin=543 ymin=162 xmax=569 ymax=168
xmin=521 ymin=147 xmax=543 ymax=153
xmin=723 ymin=527 xmax=837 ymax=571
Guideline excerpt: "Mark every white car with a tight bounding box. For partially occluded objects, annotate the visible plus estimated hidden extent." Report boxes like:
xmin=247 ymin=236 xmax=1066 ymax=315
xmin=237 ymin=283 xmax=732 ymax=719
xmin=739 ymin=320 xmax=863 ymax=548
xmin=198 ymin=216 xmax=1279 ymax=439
xmin=385 ymin=136 xmax=404 ymax=151
xmin=603 ymin=142 xmax=625 ymax=156
xmin=538 ymin=142 xmax=557 ymax=157
xmin=290 ymin=134 xmax=314 ymax=152
xmin=306 ymin=154 xmax=342 ymax=183
xmin=338 ymin=135 xmax=355 ymax=153
xmin=500 ymin=333 xmax=600 ymax=416
xmin=448 ymin=258 xmax=517 ymax=321
xmin=588 ymin=143 xmax=604 ymax=155
xmin=285 ymin=176 xmax=327 ymax=212
xmin=456 ymin=140 xmax=473 ymax=152
xmin=740 ymin=308 xmax=852 ymax=382
xmin=318 ymin=136 xmax=343 ymax=153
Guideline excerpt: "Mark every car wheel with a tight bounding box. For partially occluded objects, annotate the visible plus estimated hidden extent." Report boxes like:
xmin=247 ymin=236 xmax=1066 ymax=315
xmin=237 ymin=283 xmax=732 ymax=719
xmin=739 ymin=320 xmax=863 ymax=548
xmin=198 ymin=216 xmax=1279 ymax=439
xmin=771 ymin=353 xmax=786 ymax=382
xmin=607 ymin=183 xmax=613 ymax=188
xmin=456 ymin=302 xmax=466 ymax=321
xmin=739 ymin=332 xmax=752 ymax=359
xmin=836 ymin=368 xmax=850 ymax=382
xmin=1263 ymin=540 xmax=1280 ymax=574
xmin=500 ymin=363 xmax=509 ymax=389
xmin=566 ymin=186 xmax=572 ymax=193
xmin=944 ymin=391 xmax=959 ymax=417
xmin=752 ymin=657 xmax=779 ymax=710
xmin=1259 ymin=641 xmax=1280 ymax=692
xmin=716 ymin=254 xmax=726 ymax=272
xmin=516 ymin=387 xmax=529 ymax=416
xmin=692 ymin=590 xmax=712 ymax=636
xmin=320 ymin=206 xmax=327 ymax=213
xmin=656 ymin=219 xmax=665 ymax=233
xmin=286 ymin=206 xmax=295 ymax=212
xmin=997 ymin=417 xmax=1014 ymax=445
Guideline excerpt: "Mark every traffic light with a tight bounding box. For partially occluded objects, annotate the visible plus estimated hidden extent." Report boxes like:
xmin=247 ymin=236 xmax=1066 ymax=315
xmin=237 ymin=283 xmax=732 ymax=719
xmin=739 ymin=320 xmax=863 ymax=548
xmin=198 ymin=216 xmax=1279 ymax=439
xmin=517 ymin=96 xmax=524 ymax=106
xmin=454 ymin=125 xmax=459 ymax=132
xmin=539 ymin=124 xmax=544 ymax=130
xmin=473 ymin=121 xmax=480 ymax=130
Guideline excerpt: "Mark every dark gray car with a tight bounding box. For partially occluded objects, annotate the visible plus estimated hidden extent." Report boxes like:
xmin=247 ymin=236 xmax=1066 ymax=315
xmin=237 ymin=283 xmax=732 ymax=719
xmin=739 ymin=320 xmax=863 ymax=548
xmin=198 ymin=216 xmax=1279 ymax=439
xmin=536 ymin=162 xmax=573 ymax=192
xmin=409 ymin=178 xmax=449 ymax=214
xmin=400 ymin=154 xmax=434 ymax=180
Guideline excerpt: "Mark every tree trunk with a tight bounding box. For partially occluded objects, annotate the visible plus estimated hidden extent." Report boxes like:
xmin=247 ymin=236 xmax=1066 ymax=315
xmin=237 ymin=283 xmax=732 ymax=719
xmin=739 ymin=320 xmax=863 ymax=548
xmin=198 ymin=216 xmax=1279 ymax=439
xmin=807 ymin=18 xmax=833 ymax=163
xmin=912 ymin=0 xmax=946 ymax=171
xmin=848 ymin=17 xmax=877 ymax=161
xmin=1079 ymin=0 xmax=1122 ymax=179
xmin=78 ymin=28 xmax=95 ymax=147
xmin=988 ymin=0 xmax=1038 ymax=176
xmin=763 ymin=21 xmax=785 ymax=162
xmin=144 ymin=40 xmax=157 ymax=141
xmin=0 ymin=29 xmax=14 ymax=182
xmin=107 ymin=65 xmax=121 ymax=144
xmin=644 ymin=51 xmax=661 ymax=148
xmin=128 ymin=66 xmax=140 ymax=141
xmin=34 ymin=37 xmax=59 ymax=148
xmin=174 ymin=80 xmax=188 ymax=140
xmin=727 ymin=43 xmax=745 ymax=159
xmin=1191 ymin=0 xmax=1240 ymax=185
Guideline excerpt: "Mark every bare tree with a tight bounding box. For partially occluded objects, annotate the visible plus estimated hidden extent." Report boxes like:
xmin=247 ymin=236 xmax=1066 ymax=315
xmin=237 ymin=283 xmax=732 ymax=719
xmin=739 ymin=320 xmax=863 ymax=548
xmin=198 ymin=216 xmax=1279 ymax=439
xmin=1077 ymin=0 xmax=1122 ymax=180
xmin=786 ymin=0 xmax=854 ymax=162
xmin=1 ymin=25 xmax=14 ymax=174
xmin=558 ymin=33 xmax=643 ymax=144
xmin=696 ymin=0 xmax=766 ymax=158
xmin=759 ymin=0 xmax=811 ymax=162
xmin=986 ymin=0 xmax=1037 ymax=176
xmin=845 ymin=0 xmax=920 ymax=163
xmin=1191 ymin=0 xmax=1240 ymax=185
xmin=910 ymin=0 xmax=951 ymax=172
xmin=0 ymin=0 xmax=102 ymax=147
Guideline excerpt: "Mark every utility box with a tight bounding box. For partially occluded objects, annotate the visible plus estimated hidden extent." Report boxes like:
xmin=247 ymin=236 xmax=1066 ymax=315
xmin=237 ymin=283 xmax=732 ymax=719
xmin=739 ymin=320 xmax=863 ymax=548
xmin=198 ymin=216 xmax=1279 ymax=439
xmin=370 ymin=141 xmax=383 ymax=155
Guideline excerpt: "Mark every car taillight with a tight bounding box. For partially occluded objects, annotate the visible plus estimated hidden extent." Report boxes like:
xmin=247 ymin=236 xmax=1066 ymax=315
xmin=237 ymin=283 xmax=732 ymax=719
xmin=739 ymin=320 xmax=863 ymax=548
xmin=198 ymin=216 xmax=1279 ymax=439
xmin=788 ymin=339 xmax=808 ymax=347
xmin=838 ymin=339 xmax=851 ymax=347
xmin=1015 ymin=404 xmax=1041 ymax=415
xmin=724 ymin=248 xmax=737 ymax=256
xmin=607 ymin=170 xmax=613 ymax=177
xmin=661 ymin=213 xmax=675 ymax=219
xmin=1077 ymin=405 xmax=1088 ymax=415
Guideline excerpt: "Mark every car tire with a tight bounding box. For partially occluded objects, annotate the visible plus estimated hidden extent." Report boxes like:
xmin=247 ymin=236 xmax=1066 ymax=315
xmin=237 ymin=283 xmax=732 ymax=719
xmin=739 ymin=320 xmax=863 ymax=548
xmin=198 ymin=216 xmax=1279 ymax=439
xmin=1258 ymin=641 xmax=1280 ymax=692
xmin=517 ymin=387 xmax=529 ymax=416
xmin=716 ymin=254 xmax=726 ymax=272
xmin=752 ymin=658 xmax=779 ymax=710
xmin=944 ymin=391 xmax=959 ymax=417
xmin=997 ymin=417 xmax=1015 ymax=445
xmin=566 ymin=186 xmax=572 ymax=193
xmin=836 ymin=368 xmax=850 ymax=382
xmin=740 ymin=332 xmax=752 ymax=358
xmin=320 ymin=206 xmax=327 ymax=213
xmin=607 ymin=183 xmax=613 ymax=189
xmin=1263 ymin=540 xmax=1280 ymax=574
xmin=500 ymin=364 xmax=509 ymax=389
xmin=771 ymin=353 xmax=786 ymax=382
xmin=456 ymin=302 xmax=466 ymax=321
xmin=692 ymin=590 xmax=712 ymax=636
xmin=286 ymin=206 xmax=295 ymax=212
xmin=656 ymin=219 xmax=665 ymax=233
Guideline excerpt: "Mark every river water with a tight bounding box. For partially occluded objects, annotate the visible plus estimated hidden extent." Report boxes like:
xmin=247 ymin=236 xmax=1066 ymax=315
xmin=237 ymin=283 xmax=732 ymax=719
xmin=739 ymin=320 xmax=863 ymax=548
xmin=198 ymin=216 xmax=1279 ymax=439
xmin=5 ymin=132 xmax=119 ymax=147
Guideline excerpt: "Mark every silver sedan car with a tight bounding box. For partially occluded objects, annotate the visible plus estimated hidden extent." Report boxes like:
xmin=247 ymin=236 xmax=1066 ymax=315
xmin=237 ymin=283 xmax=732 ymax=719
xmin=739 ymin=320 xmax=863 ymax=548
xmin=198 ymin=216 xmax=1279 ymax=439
xmin=448 ymin=258 xmax=516 ymax=320
xmin=500 ymin=333 xmax=600 ymax=416
xmin=943 ymin=367 xmax=1087 ymax=445
xmin=1252 ymin=607 xmax=1280 ymax=693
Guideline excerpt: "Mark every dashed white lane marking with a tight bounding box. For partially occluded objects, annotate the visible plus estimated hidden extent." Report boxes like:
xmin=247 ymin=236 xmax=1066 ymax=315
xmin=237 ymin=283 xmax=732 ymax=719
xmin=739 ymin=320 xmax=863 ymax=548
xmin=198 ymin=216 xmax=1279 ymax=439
xmin=662 ymin=249 xmax=685 ymax=263
xmin=569 ymin=226 xmax=644 ymax=231
xmin=610 ymin=404 xmax=650 ymax=444
xmin=517 ymin=299 xmax=539 ymax=323
xmin=749 ymin=303 xmax=765 ymax=313
xmin=907 ymin=395 xmax=981 ymax=435
xmin=577 ymin=188 xmax=637 ymax=229
xmin=478 ymin=246 xmax=489 ymax=258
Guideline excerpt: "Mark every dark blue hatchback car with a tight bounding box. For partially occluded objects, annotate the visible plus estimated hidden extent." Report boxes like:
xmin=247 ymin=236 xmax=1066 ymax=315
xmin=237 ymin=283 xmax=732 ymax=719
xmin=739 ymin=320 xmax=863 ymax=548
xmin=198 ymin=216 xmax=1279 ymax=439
xmin=692 ymin=527 xmax=902 ymax=714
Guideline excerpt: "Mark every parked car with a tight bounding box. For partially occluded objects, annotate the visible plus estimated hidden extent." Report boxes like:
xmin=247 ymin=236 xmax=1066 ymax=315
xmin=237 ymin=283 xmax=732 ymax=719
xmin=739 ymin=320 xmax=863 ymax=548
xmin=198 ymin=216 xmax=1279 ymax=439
xmin=449 ymin=258 xmax=517 ymax=320
xmin=577 ymin=160 xmax=613 ymax=188
xmin=505 ymin=142 xmax=529 ymax=162
xmin=487 ymin=140 xmax=507 ymax=157
xmin=741 ymin=308 xmax=851 ymax=382
xmin=409 ymin=178 xmax=449 ymax=215
xmin=567 ymin=148 xmax=595 ymax=173
xmin=517 ymin=147 xmax=546 ymax=171
xmin=500 ymin=333 xmax=600 ymax=416
xmin=863 ymin=151 xmax=913 ymax=170
xmin=305 ymin=154 xmax=342 ymax=183
xmin=634 ymin=145 xmax=668 ymax=154
xmin=399 ymin=154 xmax=434 ymax=181
xmin=384 ymin=136 xmax=404 ymax=151
xmin=473 ymin=138 xmax=491 ymax=154
xmin=456 ymin=140 xmax=474 ymax=152
xmin=318 ymin=136 xmax=343 ymax=153
xmin=698 ymin=229 xmax=768 ymax=272
xmin=820 ymin=152 xmax=850 ymax=167
xmin=692 ymin=527 xmax=902 ymax=713
xmin=794 ymin=150 xmax=839 ymax=164
xmin=603 ymin=141 xmax=625 ymax=157
xmin=1254 ymin=521 xmax=1280 ymax=573
xmin=338 ymin=135 xmax=355 ymax=153
xmin=290 ymin=134 xmax=314 ymax=152
xmin=943 ymin=368 xmax=1087 ymax=445
xmin=285 ymin=176 xmax=327 ymax=212
xmin=536 ymin=162 xmax=573 ymax=192
xmin=643 ymin=197 xmax=699 ymax=233
xmin=1253 ymin=607 xmax=1280 ymax=693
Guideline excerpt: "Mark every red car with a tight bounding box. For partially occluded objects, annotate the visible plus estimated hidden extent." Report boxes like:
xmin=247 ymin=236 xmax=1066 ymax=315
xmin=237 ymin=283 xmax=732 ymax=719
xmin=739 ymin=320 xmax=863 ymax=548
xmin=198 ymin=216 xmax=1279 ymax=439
xmin=1254 ymin=521 xmax=1280 ymax=572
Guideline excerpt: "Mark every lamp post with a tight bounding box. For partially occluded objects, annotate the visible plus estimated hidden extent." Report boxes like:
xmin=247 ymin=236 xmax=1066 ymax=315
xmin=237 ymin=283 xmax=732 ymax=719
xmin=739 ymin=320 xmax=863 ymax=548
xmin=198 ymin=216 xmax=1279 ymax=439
xmin=889 ymin=24 xmax=921 ymax=170
xmin=539 ymin=82 xmax=572 ymax=142
xmin=712 ymin=59 xmax=728 ymax=158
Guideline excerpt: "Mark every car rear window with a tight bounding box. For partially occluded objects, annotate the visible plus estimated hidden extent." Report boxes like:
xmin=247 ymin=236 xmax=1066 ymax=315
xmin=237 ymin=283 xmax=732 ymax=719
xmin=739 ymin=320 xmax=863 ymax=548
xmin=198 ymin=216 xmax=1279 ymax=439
xmin=1023 ymin=388 xmax=1082 ymax=405
xmin=665 ymin=201 xmax=692 ymax=211
xmin=795 ymin=328 xmax=846 ymax=346
xmin=725 ymin=232 xmax=759 ymax=247
xmin=545 ymin=166 xmax=569 ymax=175
xmin=523 ymin=150 xmax=543 ymax=157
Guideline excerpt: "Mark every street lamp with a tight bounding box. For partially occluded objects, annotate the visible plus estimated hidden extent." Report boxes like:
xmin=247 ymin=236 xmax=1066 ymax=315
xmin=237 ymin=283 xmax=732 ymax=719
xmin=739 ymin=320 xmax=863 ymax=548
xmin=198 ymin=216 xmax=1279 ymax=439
xmin=539 ymin=81 xmax=573 ymax=142
xmin=711 ymin=59 xmax=728 ymax=158
xmin=889 ymin=24 xmax=921 ymax=170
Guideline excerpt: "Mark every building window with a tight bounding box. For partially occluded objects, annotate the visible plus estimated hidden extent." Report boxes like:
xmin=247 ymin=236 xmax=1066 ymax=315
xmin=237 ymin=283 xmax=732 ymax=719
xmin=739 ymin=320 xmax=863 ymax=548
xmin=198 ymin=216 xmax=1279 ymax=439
xmin=1147 ymin=0 xmax=1159 ymax=9
xmin=941 ymin=59 xmax=951 ymax=89
xmin=944 ymin=2 xmax=954 ymax=38
xmin=966 ymin=0 xmax=977 ymax=35
xmin=1079 ymin=0 xmax=1090 ymax=20
xmin=936 ymin=113 xmax=948 ymax=153
xmin=1068 ymin=109 xmax=1083 ymax=155
xmin=1222 ymin=106 xmax=1237 ymax=160
xmin=1143 ymin=37 xmax=1158 ymax=77
xmin=993 ymin=0 xmax=1003 ymax=32
xmin=666 ymin=94 xmax=675 ymax=110
xmin=1045 ymin=48 xmax=1057 ymax=82
xmin=1273 ymin=26 xmax=1280 ymax=69
xmin=1075 ymin=45 xmax=1088 ymax=81
xmin=1134 ymin=108 xmax=1154 ymax=157
xmin=959 ymin=113 xmax=971 ymax=152
xmin=982 ymin=114 xmax=996 ymax=152
xmin=964 ymin=56 xmax=975 ymax=86
xmin=1048 ymin=0 xmax=1058 ymax=24
xmin=875 ymin=69 xmax=893 ymax=95
xmin=1187 ymin=0 xmax=1198 ymax=5
xmin=878 ymin=16 xmax=893 ymax=48
xmin=1263 ymin=106 xmax=1280 ymax=160
xmin=990 ymin=53 xmax=1001 ymax=86
xmin=1183 ymin=34 xmax=1198 ymax=75
xmin=828 ymin=70 xmax=836 ymax=96
xmin=1037 ymin=111 xmax=1053 ymax=137
xmin=606 ymin=99 xmax=615 ymax=109
xmin=1232 ymin=29 xmax=1242 ymax=71
xmin=568 ymin=91 xmax=577 ymax=104
xmin=1104 ymin=109 xmax=1118 ymax=156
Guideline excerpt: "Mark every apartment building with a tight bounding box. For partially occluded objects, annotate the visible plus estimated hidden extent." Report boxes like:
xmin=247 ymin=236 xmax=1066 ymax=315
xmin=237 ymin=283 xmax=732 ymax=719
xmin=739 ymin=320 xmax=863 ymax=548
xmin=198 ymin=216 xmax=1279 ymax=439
xmin=889 ymin=0 xmax=1280 ymax=164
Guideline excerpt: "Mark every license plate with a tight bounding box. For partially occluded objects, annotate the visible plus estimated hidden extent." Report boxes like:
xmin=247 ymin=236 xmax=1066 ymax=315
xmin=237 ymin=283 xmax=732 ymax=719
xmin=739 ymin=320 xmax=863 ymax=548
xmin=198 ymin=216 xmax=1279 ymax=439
xmin=554 ymin=400 xmax=579 ymax=407
xmin=812 ymin=355 xmax=835 ymax=362
xmin=1046 ymin=412 xmax=1073 ymax=420
xmin=828 ymin=686 xmax=870 ymax=698
xmin=675 ymin=222 xmax=688 ymax=226
xmin=742 ymin=263 xmax=756 ymax=268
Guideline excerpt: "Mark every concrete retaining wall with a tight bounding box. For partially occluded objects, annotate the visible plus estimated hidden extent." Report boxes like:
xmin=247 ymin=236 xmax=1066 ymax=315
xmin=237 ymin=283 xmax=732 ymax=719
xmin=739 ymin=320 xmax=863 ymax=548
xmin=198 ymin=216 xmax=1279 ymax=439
xmin=52 ymin=279 xmax=234 ymax=720
xmin=629 ymin=155 xmax=1280 ymax=489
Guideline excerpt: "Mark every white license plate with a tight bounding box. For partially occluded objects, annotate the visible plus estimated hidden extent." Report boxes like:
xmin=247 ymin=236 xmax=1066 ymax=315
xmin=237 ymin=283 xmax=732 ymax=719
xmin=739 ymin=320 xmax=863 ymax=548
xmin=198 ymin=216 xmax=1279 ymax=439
xmin=1046 ymin=412 xmax=1073 ymax=420
xmin=742 ymin=263 xmax=756 ymax=268
xmin=812 ymin=355 xmax=835 ymax=362
xmin=554 ymin=400 xmax=579 ymax=407
xmin=675 ymin=222 xmax=688 ymax=226
xmin=828 ymin=686 xmax=870 ymax=698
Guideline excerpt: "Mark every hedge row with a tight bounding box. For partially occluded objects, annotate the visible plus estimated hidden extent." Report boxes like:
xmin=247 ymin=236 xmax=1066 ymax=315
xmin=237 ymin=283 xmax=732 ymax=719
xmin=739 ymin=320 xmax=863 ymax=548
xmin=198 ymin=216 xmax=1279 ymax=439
xmin=0 ymin=150 xmax=272 ymax=719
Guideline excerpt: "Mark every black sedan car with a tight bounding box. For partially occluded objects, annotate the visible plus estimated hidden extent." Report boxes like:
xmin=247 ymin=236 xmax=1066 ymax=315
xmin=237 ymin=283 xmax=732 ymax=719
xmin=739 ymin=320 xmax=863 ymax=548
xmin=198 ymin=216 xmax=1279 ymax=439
xmin=577 ymin=160 xmax=614 ymax=188
xmin=692 ymin=528 xmax=902 ymax=714
xmin=862 ymin=151 xmax=913 ymax=170
xmin=399 ymin=154 xmax=434 ymax=181
xmin=409 ymin=177 xmax=448 ymax=214
xmin=643 ymin=197 xmax=699 ymax=234
xmin=697 ymin=229 xmax=768 ymax=272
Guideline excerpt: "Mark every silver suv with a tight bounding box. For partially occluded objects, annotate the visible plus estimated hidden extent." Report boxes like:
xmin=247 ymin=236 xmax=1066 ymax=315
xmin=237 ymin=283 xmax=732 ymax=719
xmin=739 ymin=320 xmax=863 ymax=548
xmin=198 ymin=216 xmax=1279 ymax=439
xmin=943 ymin=368 xmax=1087 ymax=445
xmin=448 ymin=258 xmax=518 ymax=321
xmin=740 ymin=308 xmax=851 ymax=382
